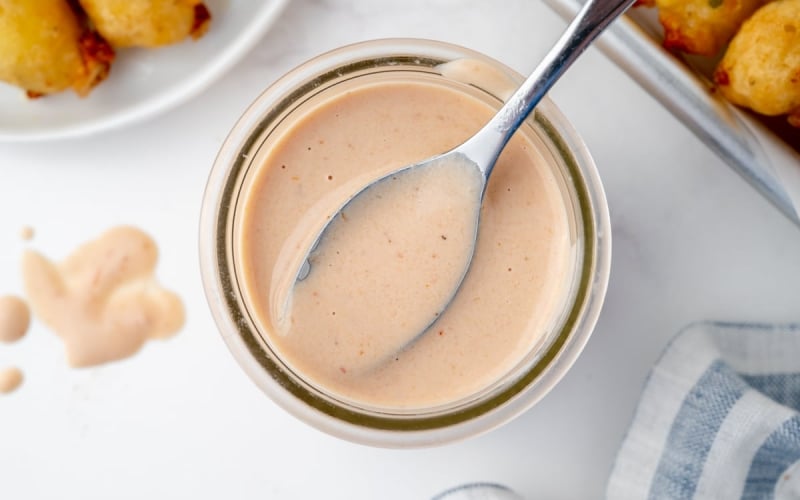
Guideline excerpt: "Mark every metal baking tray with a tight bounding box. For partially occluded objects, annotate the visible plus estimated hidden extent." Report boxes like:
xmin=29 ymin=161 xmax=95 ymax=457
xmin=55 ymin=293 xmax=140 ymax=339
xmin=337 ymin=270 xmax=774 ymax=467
xmin=542 ymin=0 xmax=800 ymax=226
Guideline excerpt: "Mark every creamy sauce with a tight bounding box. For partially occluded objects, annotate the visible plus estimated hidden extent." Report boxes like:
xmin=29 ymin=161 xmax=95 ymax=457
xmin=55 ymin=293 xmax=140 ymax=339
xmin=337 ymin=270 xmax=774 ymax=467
xmin=0 ymin=295 xmax=30 ymax=343
xmin=0 ymin=367 xmax=23 ymax=394
xmin=239 ymin=80 xmax=573 ymax=409
xmin=22 ymin=226 xmax=185 ymax=367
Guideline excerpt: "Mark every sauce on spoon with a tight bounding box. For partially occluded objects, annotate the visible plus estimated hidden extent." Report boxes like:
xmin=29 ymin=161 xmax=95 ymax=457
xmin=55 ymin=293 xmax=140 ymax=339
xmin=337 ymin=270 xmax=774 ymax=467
xmin=277 ymin=155 xmax=483 ymax=373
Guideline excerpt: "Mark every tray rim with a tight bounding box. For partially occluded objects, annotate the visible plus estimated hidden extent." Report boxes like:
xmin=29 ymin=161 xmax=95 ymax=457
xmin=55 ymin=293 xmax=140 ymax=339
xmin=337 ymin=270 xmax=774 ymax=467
xmin=542 ymin=0 xmax=800 ymax=227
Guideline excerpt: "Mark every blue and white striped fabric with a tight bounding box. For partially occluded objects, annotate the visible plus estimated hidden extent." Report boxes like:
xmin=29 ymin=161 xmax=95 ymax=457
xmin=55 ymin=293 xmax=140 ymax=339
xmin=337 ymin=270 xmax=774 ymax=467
xmin=608 ymin=322 xmax=800 ymax=499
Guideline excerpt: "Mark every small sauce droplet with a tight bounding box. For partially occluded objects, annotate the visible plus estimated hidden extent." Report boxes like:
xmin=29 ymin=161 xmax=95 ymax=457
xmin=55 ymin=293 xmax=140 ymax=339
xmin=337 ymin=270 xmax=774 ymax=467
xmin=19 ymin=226 xmax=34 ymax=241
xmin=0 ymin=367 xmax=23 ymax=394
xmin=0 ymin=296 xmax=30 ymax=343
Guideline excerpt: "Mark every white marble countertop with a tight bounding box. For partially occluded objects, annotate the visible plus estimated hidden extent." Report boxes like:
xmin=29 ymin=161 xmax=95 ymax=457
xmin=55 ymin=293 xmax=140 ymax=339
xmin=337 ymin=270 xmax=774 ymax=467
xmin=1 ymin=0 xmax=799 ymax=498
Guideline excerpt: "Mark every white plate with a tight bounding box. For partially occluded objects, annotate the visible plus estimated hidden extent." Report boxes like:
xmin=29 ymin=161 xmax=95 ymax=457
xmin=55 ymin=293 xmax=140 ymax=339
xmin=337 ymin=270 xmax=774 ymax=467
xmin=543 ymin=0 xmax=800 ymax=227
xmin=0 ymin=0 xmax=289 ymax=142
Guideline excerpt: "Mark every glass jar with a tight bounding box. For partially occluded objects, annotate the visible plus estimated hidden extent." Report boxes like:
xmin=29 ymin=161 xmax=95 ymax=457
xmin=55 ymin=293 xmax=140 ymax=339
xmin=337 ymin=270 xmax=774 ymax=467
xmin=199 ymin=39 xmax=611 ymax=447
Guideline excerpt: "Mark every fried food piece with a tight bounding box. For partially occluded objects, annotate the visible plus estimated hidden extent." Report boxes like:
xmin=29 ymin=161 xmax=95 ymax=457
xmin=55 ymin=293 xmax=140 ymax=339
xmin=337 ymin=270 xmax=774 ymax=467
xmin=78 ymin=0 xmax=211 ymax=48
xmin=713 ymin=0 xmax=800 ymax=127
xmin=656 ymin=0 xmax=771 ymax=56
xmin=0 ymin=0 xmax=114 ymax=97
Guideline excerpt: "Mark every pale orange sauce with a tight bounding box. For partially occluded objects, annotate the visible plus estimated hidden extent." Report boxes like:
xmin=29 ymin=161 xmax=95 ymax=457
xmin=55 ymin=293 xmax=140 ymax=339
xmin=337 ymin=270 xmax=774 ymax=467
xmin=0 ymin=295 xmax=30 ymax=343
xmin=0 ymin=367 xmax=23 ymax=394
xmin=238 ymin=79 xmax=574 ymax=409
xmin=22 ymin=226 xmax=184 ymax=367
xmin=19 ymin=226 xmax=34 ymax=241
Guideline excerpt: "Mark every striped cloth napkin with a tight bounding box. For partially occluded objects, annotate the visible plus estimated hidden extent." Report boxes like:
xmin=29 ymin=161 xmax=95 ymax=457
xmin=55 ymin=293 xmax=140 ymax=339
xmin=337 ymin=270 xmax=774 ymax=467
xmin=608 ymin=322 xmax=800 ymax=499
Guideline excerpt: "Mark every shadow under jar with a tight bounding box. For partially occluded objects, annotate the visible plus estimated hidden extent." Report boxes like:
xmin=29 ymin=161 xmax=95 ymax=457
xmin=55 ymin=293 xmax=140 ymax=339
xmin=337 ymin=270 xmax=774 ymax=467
xmin=200 ymin=39 xmax=611 ymax=448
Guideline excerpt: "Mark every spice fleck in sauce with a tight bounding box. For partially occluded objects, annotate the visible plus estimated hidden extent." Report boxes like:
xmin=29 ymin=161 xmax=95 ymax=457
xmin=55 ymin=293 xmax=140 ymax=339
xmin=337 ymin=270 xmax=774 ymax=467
xmin=239 ymin=80 xmax=574 ymax=409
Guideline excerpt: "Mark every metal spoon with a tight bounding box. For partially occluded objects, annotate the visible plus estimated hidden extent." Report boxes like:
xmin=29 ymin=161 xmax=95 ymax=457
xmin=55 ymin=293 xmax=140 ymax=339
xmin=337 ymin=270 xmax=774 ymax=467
xmin=282 ymin=0 xmax=634 ymax=351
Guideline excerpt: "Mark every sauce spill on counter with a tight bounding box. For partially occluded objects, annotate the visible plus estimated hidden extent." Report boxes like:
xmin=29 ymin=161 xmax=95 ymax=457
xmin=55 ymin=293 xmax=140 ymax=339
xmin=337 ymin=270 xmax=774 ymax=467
xmin=21 ymin=225 xmax=185 ymax=368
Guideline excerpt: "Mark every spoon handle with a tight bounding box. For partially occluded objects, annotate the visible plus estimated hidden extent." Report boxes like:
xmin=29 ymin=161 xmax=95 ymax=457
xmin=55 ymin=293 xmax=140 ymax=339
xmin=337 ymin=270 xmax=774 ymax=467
xmin=460 ymin=0 xmax=636 ymax=174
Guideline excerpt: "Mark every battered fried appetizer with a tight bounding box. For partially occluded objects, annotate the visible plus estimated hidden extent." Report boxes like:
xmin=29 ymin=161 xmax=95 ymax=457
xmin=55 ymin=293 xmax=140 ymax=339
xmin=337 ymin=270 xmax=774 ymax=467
xmin=78 ymin=0 xmax=211 ymax=48
xmin=713 ymin=0 xmax=800 ymax=127
xmin=656 ymin=0 xmax=770 ymax=56
xmin=0 ymin=0 xmax=114 ymax=97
